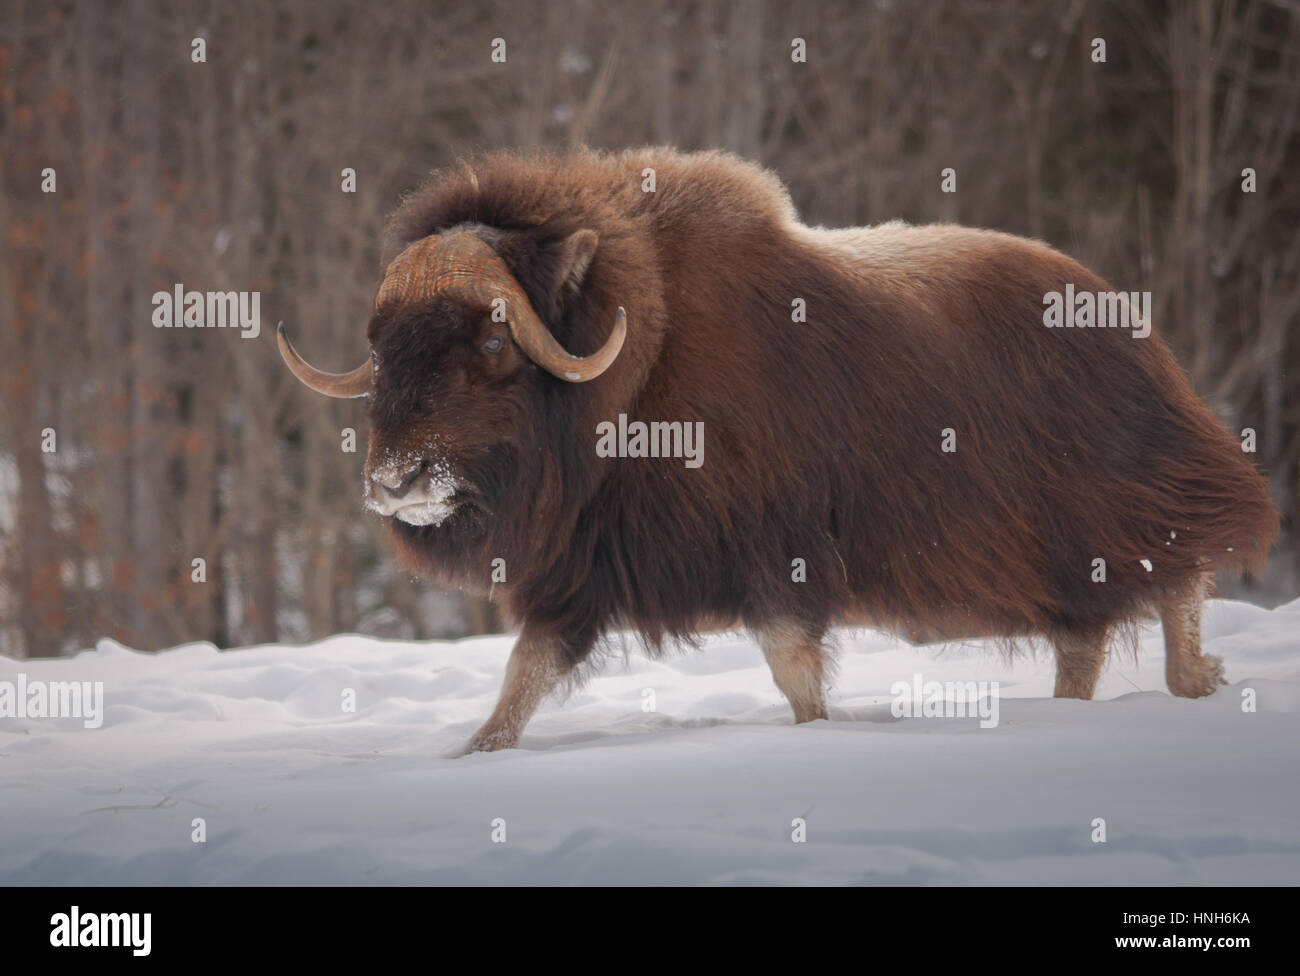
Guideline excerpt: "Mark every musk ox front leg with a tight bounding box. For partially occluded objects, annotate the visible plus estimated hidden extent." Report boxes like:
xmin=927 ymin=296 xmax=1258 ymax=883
xmin=455 ymin=625 xmax=586 ymax=755
xmin=1161 ymin=571 xmax=1225 ymax=698
xmin=755 ymin=619 xmax=831 ymax=723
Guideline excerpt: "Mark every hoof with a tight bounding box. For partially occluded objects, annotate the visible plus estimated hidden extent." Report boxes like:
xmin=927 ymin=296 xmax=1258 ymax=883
xmin=1169 ymin=654 xmax=1227 ymax=698
xmin=445 ymin=728 xmax=519 ymax=757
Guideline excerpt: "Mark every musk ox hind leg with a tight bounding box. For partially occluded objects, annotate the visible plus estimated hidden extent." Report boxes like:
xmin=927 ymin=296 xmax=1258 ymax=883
xmin=1050 ymin=624 xmax=1110 ymax=699
xmin=755 ymin=619 xmax=831 ymax=723
xmin=452 ymin=625 xmax=586 ymax=756
xmin=1162 ymin=570 xmax=1225 ymax=698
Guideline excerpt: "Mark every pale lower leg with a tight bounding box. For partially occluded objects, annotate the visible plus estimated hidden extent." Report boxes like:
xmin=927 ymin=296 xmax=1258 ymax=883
xmin=459 ymin=627 xmax=576 ymax=754
xmin=1162 ymin=571 xmax=1225 ymax=698
xmin=1051 ymin=625 xmax=1109 ymax=699
xmin=755 ymin=618 xmax=831 ymax=722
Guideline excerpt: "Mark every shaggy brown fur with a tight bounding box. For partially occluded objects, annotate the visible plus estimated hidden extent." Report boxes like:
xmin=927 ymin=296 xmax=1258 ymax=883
xmin=344 ymin=147 xmax=1277 ymax=750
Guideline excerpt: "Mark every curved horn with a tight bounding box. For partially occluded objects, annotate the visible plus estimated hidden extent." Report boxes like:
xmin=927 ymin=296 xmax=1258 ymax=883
xmin=277 ymin=323 xmax=372 ymax=399
xmin=447 ymin=273 xmax=625 ymax=383
xmin=377 ymin=232 xmax=627 ymax=383
xmin=508 ymin=300 xmax=626 ymax=383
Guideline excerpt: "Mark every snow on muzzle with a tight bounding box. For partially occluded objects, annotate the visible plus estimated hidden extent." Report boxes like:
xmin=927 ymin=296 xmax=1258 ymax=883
xmin=364 ymin=455 xmax=462 ymax=526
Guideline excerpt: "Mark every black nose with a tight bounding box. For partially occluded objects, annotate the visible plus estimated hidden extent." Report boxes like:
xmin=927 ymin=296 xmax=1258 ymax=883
xmin=373 ymin=459 xmax=427 ymax=500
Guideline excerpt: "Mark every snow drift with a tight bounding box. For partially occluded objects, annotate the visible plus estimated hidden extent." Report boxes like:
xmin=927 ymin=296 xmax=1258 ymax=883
xmin=1 ymin=598 xmax=1298 ymax=885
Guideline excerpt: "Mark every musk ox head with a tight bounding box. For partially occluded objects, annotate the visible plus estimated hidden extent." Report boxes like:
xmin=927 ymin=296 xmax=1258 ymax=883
xmin=277 ymin=225 xmax=626 ymax=545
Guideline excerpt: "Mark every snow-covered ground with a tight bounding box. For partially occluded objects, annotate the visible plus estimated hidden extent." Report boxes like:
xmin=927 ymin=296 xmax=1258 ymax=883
xmin=2 ymin=598 xmax=1298 ymax=885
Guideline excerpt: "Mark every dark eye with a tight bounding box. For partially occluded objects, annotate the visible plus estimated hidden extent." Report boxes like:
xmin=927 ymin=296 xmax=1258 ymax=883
xmin=482 ymin=336 xmax=504 ymax=354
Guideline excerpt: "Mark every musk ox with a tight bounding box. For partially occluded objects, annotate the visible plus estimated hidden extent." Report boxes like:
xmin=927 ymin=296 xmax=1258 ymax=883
xmin=278 ymin=147 xmax=1278 ymax=753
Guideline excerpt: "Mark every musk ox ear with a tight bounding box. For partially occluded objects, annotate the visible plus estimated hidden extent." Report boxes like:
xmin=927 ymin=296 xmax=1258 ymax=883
xmin=555 ymin=229 xmax=598 ymax=294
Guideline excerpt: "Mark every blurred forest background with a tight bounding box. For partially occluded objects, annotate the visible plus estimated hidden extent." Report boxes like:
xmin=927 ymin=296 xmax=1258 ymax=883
xmin=1 ymin=0 xmax=1297 ymax=657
